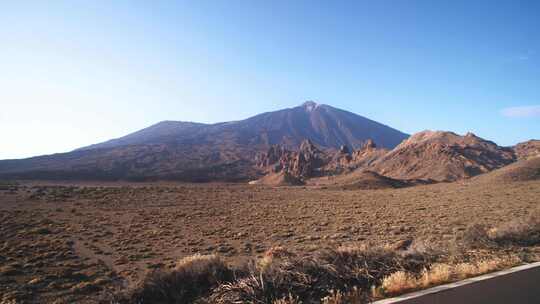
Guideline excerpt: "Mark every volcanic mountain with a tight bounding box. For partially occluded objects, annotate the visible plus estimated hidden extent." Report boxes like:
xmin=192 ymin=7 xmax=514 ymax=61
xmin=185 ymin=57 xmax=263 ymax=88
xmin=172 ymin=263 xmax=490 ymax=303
xmin=0 ymin=102 xmax=408 ymax=181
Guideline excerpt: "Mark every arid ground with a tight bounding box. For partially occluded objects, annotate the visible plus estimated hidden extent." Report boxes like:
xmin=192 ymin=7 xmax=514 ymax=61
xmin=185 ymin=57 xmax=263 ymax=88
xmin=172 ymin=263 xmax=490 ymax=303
xmin=1 ymin=180 xmax=539 ymax=303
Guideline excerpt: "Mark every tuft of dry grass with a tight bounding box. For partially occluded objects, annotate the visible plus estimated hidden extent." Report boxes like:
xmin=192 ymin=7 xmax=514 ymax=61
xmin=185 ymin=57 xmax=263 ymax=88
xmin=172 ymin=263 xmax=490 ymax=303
xmin=118 ymin=254 xmax=234 ymax=304
xmin=380 ymin=271 xmax=417 ymax=295
xmin=375 ymin=255 xmax=522 ymax=298
xmin=419 ymin=263 xmax=451 ymax=287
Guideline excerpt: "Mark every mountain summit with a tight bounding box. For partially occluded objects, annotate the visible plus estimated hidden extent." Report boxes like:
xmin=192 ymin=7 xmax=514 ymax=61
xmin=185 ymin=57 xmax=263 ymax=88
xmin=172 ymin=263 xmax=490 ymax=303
xmin=0 ymin=102 xmax=409 ymax=181
xmin=79 ymin=101 xmax=408 ymax=152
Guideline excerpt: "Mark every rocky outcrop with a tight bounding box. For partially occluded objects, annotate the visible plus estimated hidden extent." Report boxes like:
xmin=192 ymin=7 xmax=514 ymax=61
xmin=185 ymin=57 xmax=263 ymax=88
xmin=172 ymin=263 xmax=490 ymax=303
xmin=349 ymin=139 xmax=388 ymax=168
xmin=255 ymin=131 xmax=524 ymax=186
xmin=256 ymin=138 xmax=390 ymax=184
xmin=257 ymin=139 xmax=329 ymax=180
xmin=514 ymin=140 xmax=540 ymax=160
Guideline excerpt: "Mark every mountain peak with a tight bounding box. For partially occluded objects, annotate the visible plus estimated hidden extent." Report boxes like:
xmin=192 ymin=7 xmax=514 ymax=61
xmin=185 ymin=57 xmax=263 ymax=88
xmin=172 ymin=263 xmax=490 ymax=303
xmin=301 ymin=101 xmax=319 ymax=111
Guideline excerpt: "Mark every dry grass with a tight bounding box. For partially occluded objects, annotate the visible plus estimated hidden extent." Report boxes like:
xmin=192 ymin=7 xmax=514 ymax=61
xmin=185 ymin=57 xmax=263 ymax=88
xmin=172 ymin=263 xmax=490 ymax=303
xmin=116 ymin=232 xmax=529 ymax=304
xmin=419 ymin=263 xmax=451 ymax=287
xmin=375 ymin=255 xmax=521 ymax=297
xmin=118 ymin=245 xmax=434 ymax=304
xmin=380 ymin=271 xmax=417 ymax=294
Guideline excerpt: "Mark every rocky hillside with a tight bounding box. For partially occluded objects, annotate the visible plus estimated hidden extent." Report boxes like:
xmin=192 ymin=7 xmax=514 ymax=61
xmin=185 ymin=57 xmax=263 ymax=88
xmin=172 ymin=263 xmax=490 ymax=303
xmin=369 ymin=131 xmax=516 ymax=182
xmin=513 ymin=140 xmax=540 ymax=160
xmin=254 ymin=131 xmax=521 ymax=185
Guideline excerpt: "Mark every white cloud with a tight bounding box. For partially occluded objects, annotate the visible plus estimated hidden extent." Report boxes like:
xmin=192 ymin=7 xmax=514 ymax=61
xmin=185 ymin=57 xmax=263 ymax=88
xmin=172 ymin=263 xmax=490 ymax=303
xmin=501 ymin=105 xmax=540 ymax=118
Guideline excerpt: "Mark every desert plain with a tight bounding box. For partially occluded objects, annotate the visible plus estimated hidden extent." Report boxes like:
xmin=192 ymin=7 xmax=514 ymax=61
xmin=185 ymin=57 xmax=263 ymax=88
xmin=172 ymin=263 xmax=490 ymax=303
xmin=1 ymin=178 xmax=539 ymax=303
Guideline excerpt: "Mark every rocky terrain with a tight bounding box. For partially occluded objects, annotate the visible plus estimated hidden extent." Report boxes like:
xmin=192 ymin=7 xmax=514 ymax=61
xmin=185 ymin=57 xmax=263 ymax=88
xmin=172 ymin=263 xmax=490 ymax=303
xmin=369 ymin=131 xmax=516 ymax=181
xmin=514 ymin=139 xmax=540 ymax=160
xmin=1 ymin=175 xmax=539 ymax=303
xmin=253 ymin=130 xmax=522 ymax=185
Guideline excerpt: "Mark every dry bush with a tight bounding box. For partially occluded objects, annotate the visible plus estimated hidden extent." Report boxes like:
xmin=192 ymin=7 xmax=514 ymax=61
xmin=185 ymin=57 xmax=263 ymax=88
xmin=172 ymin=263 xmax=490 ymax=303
xmin=461 ymin=224 xmax=494 ymax=248
xmin=462 ymin=214 xmax=540 ymax=248
xmin=209 ymin=245 xmax=433 ymax=304
xmin=118 ymin=254 xmax=234 ymax=304
xmin=115 ymin=237 xmax=528 ymax=304
xmin=488 ymin=214 xmax=540 ymax=246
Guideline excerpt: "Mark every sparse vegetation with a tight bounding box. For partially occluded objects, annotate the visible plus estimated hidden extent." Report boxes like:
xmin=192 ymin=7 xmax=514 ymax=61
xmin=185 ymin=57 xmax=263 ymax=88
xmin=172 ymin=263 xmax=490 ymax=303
xmin=462 ymin=212 xmax=540 ymax=248
xmin=117 ymin=243 xmax=526 ymax=303
xmin=1 ymin=181 xmax=539 ymax=303
xmin=118 ymin=246 xmax=435 ymax=304
xmin=120 ymin=254 xmax=235 ymax=304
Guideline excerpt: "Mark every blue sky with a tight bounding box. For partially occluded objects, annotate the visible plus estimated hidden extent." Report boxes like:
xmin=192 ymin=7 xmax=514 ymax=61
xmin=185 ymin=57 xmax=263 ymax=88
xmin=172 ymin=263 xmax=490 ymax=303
xmin=1 ymin=1 xmax=539 ymax=159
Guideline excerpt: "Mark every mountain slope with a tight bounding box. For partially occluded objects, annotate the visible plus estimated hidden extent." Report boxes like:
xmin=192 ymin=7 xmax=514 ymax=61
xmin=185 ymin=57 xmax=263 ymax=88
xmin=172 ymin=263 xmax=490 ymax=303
xmin=0 ymin=102 xmax=408 ymax=181
xmin=472 ymin=156 xmax=540 ymax=183
xmin=227 ymin=101 xmax=408 ymax=149
xmin=79 ymin=101 xmax=408 ymax=151
xmin=369 ymin=131 xmax=516 ymax=181
xmin=78 ymin=121 xmax=208 ymax=151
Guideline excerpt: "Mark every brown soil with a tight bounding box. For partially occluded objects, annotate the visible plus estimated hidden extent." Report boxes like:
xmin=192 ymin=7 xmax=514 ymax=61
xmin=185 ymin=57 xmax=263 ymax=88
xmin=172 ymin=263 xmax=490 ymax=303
xmin=307 ymin=170 xmax=409 ymax=189
xmin=1 ymin=179 xmax=539 ymax=303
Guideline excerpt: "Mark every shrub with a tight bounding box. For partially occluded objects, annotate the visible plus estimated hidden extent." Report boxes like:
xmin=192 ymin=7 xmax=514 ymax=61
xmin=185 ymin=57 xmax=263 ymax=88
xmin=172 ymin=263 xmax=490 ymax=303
xmin=488 ymin=214 xmax=540 ymax=246
xmin=209 ymin=246 xmax=433 ymax=304
xmin=462 ymin=213 xmax=540 ymax=248
xmin=120 ymin=254 xmax=234 ymax=304
xmin=462 ymin=224 xmax=494 ymax=248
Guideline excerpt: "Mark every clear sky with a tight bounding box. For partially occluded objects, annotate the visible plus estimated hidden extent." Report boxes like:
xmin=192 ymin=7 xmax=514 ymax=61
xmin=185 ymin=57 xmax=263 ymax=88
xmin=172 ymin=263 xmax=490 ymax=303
xmin=2 ymin=1 xmax=539 ymax=159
